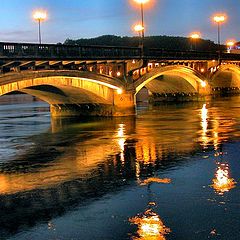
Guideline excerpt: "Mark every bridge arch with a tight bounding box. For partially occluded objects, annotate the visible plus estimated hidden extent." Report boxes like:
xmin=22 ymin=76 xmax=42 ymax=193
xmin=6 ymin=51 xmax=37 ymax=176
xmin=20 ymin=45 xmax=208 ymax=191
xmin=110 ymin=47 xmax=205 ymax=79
xmin=210 ymin=64 xmax=240 ymax=89
xmin=0 ymin=70 xmax=132 ymax=117
xmin=0 ymin=70 xmax=124 ymax=102
xmin=134 ymin=65 xmax=210 ymax=96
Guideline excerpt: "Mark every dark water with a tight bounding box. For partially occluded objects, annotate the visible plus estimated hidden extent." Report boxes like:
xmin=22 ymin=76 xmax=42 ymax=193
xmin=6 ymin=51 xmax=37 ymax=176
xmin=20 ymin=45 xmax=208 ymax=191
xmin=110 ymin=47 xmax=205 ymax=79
xmin=0 ymin=94 xmax=240 ymax=240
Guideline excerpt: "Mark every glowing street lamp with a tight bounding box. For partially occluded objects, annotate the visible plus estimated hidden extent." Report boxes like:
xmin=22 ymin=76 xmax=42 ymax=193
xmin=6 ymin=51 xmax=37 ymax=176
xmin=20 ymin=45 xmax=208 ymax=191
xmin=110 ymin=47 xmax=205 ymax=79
xmin=213 ymin=14 xmax=226 ymax=61
xmin=226 ymin=40 xmax=235 ymax=53
xmin=33 ymin=10 xmax=47 ymax=44
xmin=190 ymin=32 xmax=201 ymax=51
xmin=134 ymin=24 xmax=144 ymax=47
xmin=134 ymin=24 xmax=144 ymax=33
xmin=133 ymin=0 xmax=150 ymax=54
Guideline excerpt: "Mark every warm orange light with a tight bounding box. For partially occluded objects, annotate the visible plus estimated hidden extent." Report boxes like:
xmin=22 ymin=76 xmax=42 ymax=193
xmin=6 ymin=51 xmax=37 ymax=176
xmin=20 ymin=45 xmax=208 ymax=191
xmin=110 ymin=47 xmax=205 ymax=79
xmin=212 ymin=163 xmax=236 ymax=195
xmin=213 ymin=15 xmax=226 ymax=23
xmin=134 ymin=24 xmax=144 ymax=32
xmin=117 ymin=88 xmax=123 ymax=94
xmin=201 ymin=81 xmax=207 ymax=87
xmin=190 ymin=33 xmax=201 ymax=39
xmin=33 ymin=10 xmax=47 ymax=21
xmin=117 ymin=71 xmax=121 ymax=77
xmin=129 ymin=208 xmax=171 ymax=240
xmin=134 ymin=0 xmax=150 ymax=4
xmin=140 ymin=177 xmax=171 ymax=186
xmin=226 ymin=40 xmax=235 ymax=47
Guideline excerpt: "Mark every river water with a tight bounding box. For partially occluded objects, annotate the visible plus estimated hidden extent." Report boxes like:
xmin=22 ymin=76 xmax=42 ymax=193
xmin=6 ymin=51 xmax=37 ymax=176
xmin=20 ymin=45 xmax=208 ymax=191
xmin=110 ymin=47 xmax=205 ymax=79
xmin=0 ymin=94 xmax=240 ymax=240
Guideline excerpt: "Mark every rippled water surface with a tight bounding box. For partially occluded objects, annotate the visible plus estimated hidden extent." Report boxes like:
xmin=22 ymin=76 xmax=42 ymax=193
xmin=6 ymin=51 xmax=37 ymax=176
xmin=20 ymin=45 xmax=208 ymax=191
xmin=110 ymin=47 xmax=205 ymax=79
xmin=0 ymin=94 xmax=240 ymax=240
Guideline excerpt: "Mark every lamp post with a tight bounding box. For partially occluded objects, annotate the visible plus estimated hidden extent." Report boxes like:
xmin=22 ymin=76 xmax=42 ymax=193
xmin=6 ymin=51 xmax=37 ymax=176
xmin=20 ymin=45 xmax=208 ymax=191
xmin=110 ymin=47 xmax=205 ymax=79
xmin=134 ymin=24 xmax=144 ymax=47
xmin=190 ymin=33 xmax=200 ymax=51
xmin=33 ymin=11 xmax=47 ymax=44
xmin=226 ymin=40 xmax=235 ymax=53
xmin=134 ymin=0 xmax=149 ymax=55
xmin=213 ymin=14 xmax=226 ymax=62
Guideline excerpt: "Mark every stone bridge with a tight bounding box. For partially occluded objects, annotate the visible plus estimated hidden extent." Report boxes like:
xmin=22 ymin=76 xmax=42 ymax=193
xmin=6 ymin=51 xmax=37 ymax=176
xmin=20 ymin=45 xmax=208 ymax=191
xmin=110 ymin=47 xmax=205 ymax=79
xmin=1 ymin=42 xmax=240 ymax=116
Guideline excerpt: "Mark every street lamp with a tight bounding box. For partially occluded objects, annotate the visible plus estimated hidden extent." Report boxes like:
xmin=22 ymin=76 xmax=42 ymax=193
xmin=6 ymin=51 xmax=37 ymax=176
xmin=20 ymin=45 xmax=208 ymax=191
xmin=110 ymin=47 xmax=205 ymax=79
xmin=33 ymin=10 xmax=47 ymax=44
xmin=134 ymin=24 xmax=144 ymax=47
xmin=213 ymin=14 xmax=226 ymax=61
xmin=226 ymin=40 xmax=235 ymax=53
xmin=133 ymin=0 xmax=149 ymax=54
xmin=190 ymin=32 xmax=201 ymax=51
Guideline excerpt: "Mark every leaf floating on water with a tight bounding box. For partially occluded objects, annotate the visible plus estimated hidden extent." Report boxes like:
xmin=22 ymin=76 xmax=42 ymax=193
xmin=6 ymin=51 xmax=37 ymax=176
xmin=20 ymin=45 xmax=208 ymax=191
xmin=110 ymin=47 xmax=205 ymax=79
xmin=140 ymin=177 xmax=172 ymax=186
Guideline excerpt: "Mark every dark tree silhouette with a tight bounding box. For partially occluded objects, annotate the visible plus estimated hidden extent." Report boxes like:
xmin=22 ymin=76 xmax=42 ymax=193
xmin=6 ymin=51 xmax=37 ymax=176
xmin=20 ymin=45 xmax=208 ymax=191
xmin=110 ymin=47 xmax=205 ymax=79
xmin=64 ymin=35 xmax=220 ymax=51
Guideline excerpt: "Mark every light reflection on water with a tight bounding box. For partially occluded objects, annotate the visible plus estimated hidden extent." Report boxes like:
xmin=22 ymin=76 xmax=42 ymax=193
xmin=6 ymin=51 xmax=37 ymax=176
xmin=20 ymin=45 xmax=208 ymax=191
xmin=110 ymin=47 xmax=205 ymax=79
xmin=0 ymin=94 xmax=240 ymax=239
xmin=212 ymin=162 xmax=236 ymax=195
xmin=129 ymin=203 xmax=171 ymax=240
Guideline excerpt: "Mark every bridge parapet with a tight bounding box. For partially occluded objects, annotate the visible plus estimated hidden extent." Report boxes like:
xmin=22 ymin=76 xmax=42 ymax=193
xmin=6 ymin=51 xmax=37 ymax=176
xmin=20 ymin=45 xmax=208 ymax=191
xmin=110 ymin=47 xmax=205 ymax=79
xmin=0 ymin=42 xmax=141 ymax=60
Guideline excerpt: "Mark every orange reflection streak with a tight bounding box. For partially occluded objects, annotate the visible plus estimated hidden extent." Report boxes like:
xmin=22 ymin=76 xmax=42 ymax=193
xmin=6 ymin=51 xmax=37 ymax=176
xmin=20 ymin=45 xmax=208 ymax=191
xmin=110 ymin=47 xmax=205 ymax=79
xmin=136 ymin=141 xmax=157 ymax=164
xmin=129 ymin=208 xmax=171 ymax=240
xmin=200 ymin=103 xmax=209 ymax=147
xmin=140 ymin=177 xmax=171 ymax=186
xmin=212 ymin=163 xmax=236 ymax=195
xmin=117 ymin=124 xmax=126 ymax=163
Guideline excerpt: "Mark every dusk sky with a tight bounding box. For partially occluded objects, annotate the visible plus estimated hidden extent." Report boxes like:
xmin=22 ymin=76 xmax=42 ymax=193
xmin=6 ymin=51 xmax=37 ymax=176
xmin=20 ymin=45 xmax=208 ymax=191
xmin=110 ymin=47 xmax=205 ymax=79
xmin=1 ymin=0 xmax=239 ymax=44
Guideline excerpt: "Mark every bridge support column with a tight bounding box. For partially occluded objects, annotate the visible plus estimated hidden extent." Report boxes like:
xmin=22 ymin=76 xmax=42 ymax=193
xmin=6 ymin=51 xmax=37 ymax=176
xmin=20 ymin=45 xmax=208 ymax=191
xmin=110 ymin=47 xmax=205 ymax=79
xmin=50 ymin=103 xmax=115 ymax=117
xmin=113 ymin=91 xmax=135 ymax=116
xmin=50 ymin=92 xmax=136 ymax=117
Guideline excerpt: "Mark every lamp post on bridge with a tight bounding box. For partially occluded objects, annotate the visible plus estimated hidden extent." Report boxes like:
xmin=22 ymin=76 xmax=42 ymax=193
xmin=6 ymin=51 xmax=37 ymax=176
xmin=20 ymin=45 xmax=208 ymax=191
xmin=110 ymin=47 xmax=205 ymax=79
xmin=33 ymin=10 xmax=47 ymax=44
xmin=213 ymin=14 xmax=226 ymax=63
xmin=133 ymin=0 xmax=149 ymax=57
xmin=134 ymin=24 xmax=144 ymax=48
xmin=190 ymin=32 xmax=201 ymax=51
xmin=226 ymin=40 xmax=235 ymax=53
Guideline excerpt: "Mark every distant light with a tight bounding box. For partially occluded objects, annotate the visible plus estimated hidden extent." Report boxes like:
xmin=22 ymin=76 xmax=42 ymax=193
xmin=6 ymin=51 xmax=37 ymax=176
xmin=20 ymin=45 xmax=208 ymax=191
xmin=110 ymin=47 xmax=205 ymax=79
xmin=226 ymin=40 xmax=235 ymax=47
xmin=190 ymin=33 xmax=201 ymax=39
xmin=201 ymin=81 xmax=207 ymax=87
xmin=200 ymin=68 xmax=205 ymax=73
xmin=33 ymin=11 xmax=47 ymax=21
xmin=117 ymin=88 xmax=123 ymax=94
xmin=148 ymin=63 xmax=153 ymax=68
xmin=117 ymin=71 xmax=121 ymax=77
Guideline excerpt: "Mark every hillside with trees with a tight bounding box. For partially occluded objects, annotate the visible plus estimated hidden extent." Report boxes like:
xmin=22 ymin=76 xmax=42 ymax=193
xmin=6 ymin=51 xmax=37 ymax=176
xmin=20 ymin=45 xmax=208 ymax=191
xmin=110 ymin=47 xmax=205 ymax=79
xmin=64 ymin=35 xmax=220 ymax=51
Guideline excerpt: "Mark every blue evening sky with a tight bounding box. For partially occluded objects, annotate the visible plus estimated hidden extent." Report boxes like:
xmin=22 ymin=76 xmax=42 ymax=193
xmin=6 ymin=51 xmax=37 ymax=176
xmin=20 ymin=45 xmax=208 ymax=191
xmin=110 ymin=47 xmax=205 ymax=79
xmin=0 ymin=0 xmax=239 ymax=44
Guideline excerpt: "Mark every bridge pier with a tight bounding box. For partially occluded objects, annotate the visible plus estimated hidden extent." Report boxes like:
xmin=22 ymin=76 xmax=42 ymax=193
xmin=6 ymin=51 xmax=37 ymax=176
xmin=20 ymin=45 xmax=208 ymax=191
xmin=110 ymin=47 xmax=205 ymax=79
xmin=50 ymin=91 xmax=136 ymax=118
xmin=50 ymin=103 xmax=115 ymax=117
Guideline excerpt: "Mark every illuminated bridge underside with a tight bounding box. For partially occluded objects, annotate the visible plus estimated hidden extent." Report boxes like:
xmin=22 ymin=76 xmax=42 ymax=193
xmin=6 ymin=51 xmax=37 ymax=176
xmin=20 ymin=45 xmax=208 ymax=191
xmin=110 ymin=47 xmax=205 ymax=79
xmin=0 ymin=70 xmax=134 ymax=117
xmin=211 ymin=65 xmax=240 ymax=89
xmin=134 ymin=66 xmax=209 ymax=95
xmin=145 ymin=75 xmax=197 ymax=94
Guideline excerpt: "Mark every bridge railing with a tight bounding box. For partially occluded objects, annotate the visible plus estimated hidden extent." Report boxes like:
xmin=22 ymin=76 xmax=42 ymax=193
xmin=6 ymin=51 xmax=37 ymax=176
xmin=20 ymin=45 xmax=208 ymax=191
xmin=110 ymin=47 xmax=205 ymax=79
xmin=146 ymin=48 xmax=240 ymax=61
xmin=1 ymin=42 xmax=240 ymax=61
xmin=146 ymin=48 xmax=220 ymax=60
xmin=0 ymin=42 xmax=141 ymax=60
